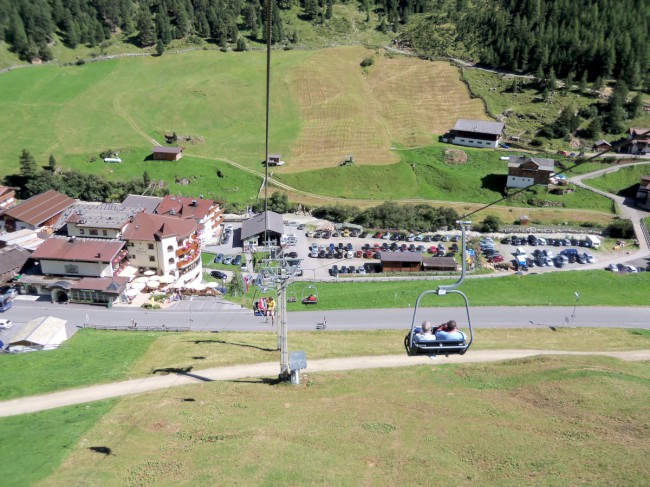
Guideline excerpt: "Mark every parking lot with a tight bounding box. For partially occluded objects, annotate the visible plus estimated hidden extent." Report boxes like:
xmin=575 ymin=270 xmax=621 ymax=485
xmin=203 ymin=218 xmax=647 ymax=280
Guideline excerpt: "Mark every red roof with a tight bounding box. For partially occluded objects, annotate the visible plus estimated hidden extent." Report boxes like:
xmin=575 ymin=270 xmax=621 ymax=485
xmin=156 ymin=195 xmax=216 ymax=220
xmin=71 ymin=277 xmax=129 ymax=293
xmin=122 ymin=212 xmax=197 ymax=241
xmin=4 ymin=190 xmax=74 ymax=226
xmin=32 ymin=237 xmax=125 ymax=262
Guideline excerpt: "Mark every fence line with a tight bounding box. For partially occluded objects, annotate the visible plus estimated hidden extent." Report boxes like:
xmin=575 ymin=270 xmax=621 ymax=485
xmin=83 ymin=324 xmax=190 ymax=332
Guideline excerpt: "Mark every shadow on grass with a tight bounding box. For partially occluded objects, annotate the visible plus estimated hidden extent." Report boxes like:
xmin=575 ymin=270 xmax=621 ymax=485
xmin=481 ymin=173 xmax=507 ymax=192
xmin=189 ymin=339 xmax=276 ymax=353
xmin=89 ymin=446 xmax=113 ymax=456
xmin=152 ymin=366 xmax=212 ymax=382
xmin=229 ymin=377 xmax=283 ymax=386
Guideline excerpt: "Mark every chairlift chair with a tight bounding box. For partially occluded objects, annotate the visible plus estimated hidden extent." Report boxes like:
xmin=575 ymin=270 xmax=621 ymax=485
xmin=404 ymin=222 xmax=474 ymax=356
xmin=252 ymin=287 xmax=276 ymax=317
xmin=288 ymin=291 xmax=297 ymax=303
xmin=301 ymin=284 xmax=319 ymax=305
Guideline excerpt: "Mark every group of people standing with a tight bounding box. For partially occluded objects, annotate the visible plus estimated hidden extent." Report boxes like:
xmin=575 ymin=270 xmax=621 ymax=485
xmin=254 ymin=296 xmax=276 ymax=325
xmin=416 ymin=320 xmax=466 ymax=341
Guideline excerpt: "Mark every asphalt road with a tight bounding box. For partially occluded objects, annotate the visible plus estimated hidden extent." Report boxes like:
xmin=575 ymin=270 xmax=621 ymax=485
xmin=2 ymin=298 xmax=648 ymax=341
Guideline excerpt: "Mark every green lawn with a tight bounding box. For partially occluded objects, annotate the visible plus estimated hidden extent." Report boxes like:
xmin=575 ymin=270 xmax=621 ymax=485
xmin=17 ymin=355 xmax=650 ymax=486
xmin=0 ymin=400 xmax=116 ymax=487
xmin=274 ymin=270 xmax=650 ymax=311
xmin=0 ymin=330 xmax=157 ymax=401
xmin=584 ymin=164 xmax=650 ymax=197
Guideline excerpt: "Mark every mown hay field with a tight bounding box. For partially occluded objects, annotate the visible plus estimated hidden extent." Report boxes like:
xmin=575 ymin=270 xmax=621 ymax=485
xmin=0 ymin=47 xmax=485 ymax=179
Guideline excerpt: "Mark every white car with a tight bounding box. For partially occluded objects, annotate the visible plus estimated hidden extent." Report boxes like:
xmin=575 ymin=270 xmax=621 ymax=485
xmin=0 ymin=319 xmax=12 ymax=329
xmin=584 ymin=253 xmax=595 ymax=263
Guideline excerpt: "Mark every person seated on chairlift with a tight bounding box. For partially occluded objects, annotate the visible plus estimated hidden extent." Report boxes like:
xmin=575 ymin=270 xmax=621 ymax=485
xmin=415 ymin=321 xmax=436 ymax=341
xmin=434 ymin=320 xmax=466 ymax=341
xmin=307 ymin=294 xmax=317 ymax=302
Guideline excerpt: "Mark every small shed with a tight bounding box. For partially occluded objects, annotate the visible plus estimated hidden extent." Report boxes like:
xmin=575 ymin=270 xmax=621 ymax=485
xmin=152 ymin=146 xmax=183 ymax=161
xmin=7 ymin=316 xmax=68 ymax=352
xmin=380 ymin=252 xmax=422 ymax=273
xmin=266 ymin=154 xmax=285 ymax=166
xmin=422 ymin=256 xmax=458 ymax=272
xmin=519 ymin=215 xmax=530 ymax=225
xmin=593 ymin=140 xmax=611 ymax=152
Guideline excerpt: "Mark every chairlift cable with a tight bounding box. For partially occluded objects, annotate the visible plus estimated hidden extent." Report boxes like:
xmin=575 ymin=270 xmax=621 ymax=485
xmin=263 ymin=0 xmax=272 ymax=245
xmin=460 ymin=129 xmax=650 ymax=221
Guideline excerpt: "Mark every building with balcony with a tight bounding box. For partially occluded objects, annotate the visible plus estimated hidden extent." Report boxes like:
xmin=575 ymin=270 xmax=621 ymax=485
xmin=122 ymin=212 xmax=202 ymax=286
xmin=155 ymin=195 xmax=225 ymax=245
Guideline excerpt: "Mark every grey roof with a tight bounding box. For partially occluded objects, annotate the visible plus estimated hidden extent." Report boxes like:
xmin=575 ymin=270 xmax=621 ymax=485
xmin=9 ymin=316 xmax=67 ymax=347
xmin=122 ymin=195 xmax=163 ymax=214
xmin=0 ymin=245 xmax=31 ymax=275
xmin=152 ymin=146 xmax=182 ymax=154
xmin=453 ymin=119 xmax=505 ymax=135
xmin=594 ymin=139 xmax=611 ymax=146
xmin=379 ymin=252 xmax=423 ymax=263
xmin=54 ymin=203 xmax=143 ymax=230
xmin=241 ymin=211 xmax=284 ymax=240
xmin=508 ymin=156 xmax=555 ymax=171
xmin=422 ymin=256 xmax=458 ymax=269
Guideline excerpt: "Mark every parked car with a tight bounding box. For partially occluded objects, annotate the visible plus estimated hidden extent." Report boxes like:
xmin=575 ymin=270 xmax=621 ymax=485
xmin=357 ymin=266 xmax=366 ymax=275
xmin=606 ymin=263 xmax=617 ymax=271
xmin=213 ymin=253 xmax=225 ymax=264
xmin=285 ymin=251 xmax=298 ymax=258
xmin=382 ymin=232 xmax=392 ymax=240
xmin=0 ymin=319 xmax=12 ymax=329
xmin=554 ymin=255 xmax=569 ymax=268
xmin=0 ymin=286 xmax=18 ymax=298
xmin=330 ymin=265 xmax=339 ymax=277
xmin=223 ymin=256 xmax=233 ymax=265
xmin=340 ymin=266 xmax=348 ymax=275
xmin=359 ymin=232 xmax=368 ymax=238
xmin=297 ymin=224 xmax=305 ymax=230
xmin=489 ymin=255 xmax=505 ymax=263
xmin=432 ymin=234 xmax=442 ymax=241
xmin=211 ymin=270 xmax=228 ymax=279
xmin=232 ymin=255 xmax=242 ymax=266
xmin=584 ymin=253 xmax=595 ymax=263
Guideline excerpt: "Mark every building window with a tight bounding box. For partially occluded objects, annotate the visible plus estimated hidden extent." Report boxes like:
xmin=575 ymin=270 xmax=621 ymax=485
xmin=102 ymin=230 xmax=108 ymax=236
xmin=148 ymin=243 xmax=154 ymax=250
xmin=167 ymin=245 xmax=173 ymax=252
xmin=128 ymin=242 xmax=134 ymax=247
xmin=64 ymin=264 xmax=80 ymax=274
xmin=90 ymin=229 xmax=98 ymax=236
xmin=168 ymin=257 xmax=174 ymax=264
xmin=79 ymin=229 xmax=85 ymax=235
xmin=149 ymin=256 xmax=155 ymax=262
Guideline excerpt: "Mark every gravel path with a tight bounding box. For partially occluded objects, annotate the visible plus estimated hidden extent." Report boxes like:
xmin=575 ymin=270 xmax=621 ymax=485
xmin=1 ymin=349 xmax=648 ymax=418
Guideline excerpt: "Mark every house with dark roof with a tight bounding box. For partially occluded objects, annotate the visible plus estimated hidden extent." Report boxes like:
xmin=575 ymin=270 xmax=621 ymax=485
xmin=241 ymin=211 xmax=284 ymax=247
xmin=636 ymin=175 xmax=650 ymax=210
xmin=156 ymin=195 xmax=225 ymax=245
xmin=152 ymin=146 xmax=183 ymax=161
xmin=1 ymin=189 xmax=74 ymax=232
xmin=622 ymin=128 xmax=650 ymax=155
xmin=422 ymin=256 xmax=458 ymax=272
xmin=122 ymin=213 xmax=201 ymax=285
xmin=447 ymin=119 xmax=505 ymax=149
xmin=69 ymin=276 xmax=130 ymax=307
xmin=54 ymin=203 xmax=143 ymax=239
xmin=0 ymin=245 xmax=31 ymax=283
xmin=506 ymin=156 xmax=555 ymax=188
xmin=31 ymin=236 xmax=128 ymax=278
xmin=593 ymin=139 xmax=612 ymax=152
xmin=122 ymin=194 xmax=162 ymax=214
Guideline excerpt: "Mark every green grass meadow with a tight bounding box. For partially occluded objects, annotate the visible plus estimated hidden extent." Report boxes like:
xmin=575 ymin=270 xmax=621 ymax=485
xmin=585 ymin=164 xmax=650 ymax=196
xmin=4 ymin=354 xmax=649 ymax=486
xmin=277 ymin=270 xmax=650 ymax=311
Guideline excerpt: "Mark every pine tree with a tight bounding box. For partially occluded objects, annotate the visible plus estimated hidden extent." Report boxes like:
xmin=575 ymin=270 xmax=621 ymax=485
xmin=628 ymin=93 xmax=643 ymax=119
xmin=136 ymin=8 xmax=155 ymax=47
xmin=143 ymin=171 xmax=151 ymax=187
xmin=48 ymin=154 xmax=57 ymax=171
xmin=235 ymin=37 xmax=247 ymax=51
xmin=156 ymin=39 xmax=165 ymax=56
xmin=584 ymin=117 xmax=602 ymax=139
xmin=19 ymin=149 xmax=39 ymax=180
xmin=578 ymin=71 xmax=589 ymax=93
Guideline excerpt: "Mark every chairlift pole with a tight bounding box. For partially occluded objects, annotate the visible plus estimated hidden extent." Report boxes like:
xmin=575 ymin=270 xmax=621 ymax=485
xmin=277 ymin=279 xmax=289 ymax=379
xmin=437 ymin=220 xmax=472 ymax=294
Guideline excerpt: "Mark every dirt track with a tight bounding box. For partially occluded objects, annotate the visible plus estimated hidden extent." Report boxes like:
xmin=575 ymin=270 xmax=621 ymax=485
xmin=1 ymin=349 xmax=649 ymax=418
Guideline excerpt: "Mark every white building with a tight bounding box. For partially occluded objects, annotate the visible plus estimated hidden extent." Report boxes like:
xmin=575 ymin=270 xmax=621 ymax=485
xmin=122 ymin=212 xmax=202 ymax=286
xmin=449 ymin=119 xmax=505 ymax=149
xmin=155 ymin=195 xmax=225 ymax=246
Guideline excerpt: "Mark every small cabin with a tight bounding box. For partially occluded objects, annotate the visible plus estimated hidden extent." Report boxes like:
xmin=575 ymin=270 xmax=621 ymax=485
xmin=266 ymin=154 xmax=285 ymax=166
xmin=152 ymin=146 xmax=183 ymax=161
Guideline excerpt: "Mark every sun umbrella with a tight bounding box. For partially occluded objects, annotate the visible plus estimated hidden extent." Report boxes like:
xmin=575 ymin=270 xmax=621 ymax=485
xmin=130 ymin=281 xmax=146 ymax=291
xmin=193 ymin=283 xmax=206 ymax=291
xmin=205 ymin=282 xmax=219 ymax=288
xmin=159 ymin=275 xmax=175 ymax=284
xmin=143 ymin=270 xmax=156 ymax=277
xmin=126 ymin=288 xmax=140 ymax=297
xmin=134 ymin=276 xmax=149 ymax=284
xmin=147 ymin=280 xmax=160 ymax=289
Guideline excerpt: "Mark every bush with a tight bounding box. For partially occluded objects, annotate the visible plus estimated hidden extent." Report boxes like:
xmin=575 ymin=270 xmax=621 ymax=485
xmin=530 ymin=138 xmax=544 ymax=147
xmin=360 ymin=56 xmax=375 ymax=67
xmin=605 ymin=219 xmax=634 ymax=239
xmin=477 ymin=215 xmax=502 ymax=233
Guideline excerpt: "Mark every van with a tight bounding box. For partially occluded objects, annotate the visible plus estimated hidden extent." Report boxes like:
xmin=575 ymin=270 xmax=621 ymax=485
xmin=585 ymin=235 xmax=601 ymax=249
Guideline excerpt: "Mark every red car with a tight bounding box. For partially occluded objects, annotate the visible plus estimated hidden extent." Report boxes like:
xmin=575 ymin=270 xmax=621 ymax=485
xmin=489 ymin=255 xmax=505 ymax=263
xmin=365 ymin=251 xmax=375 ymax=259
xmin=355 ymin=250 xmax=363 ymax=258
